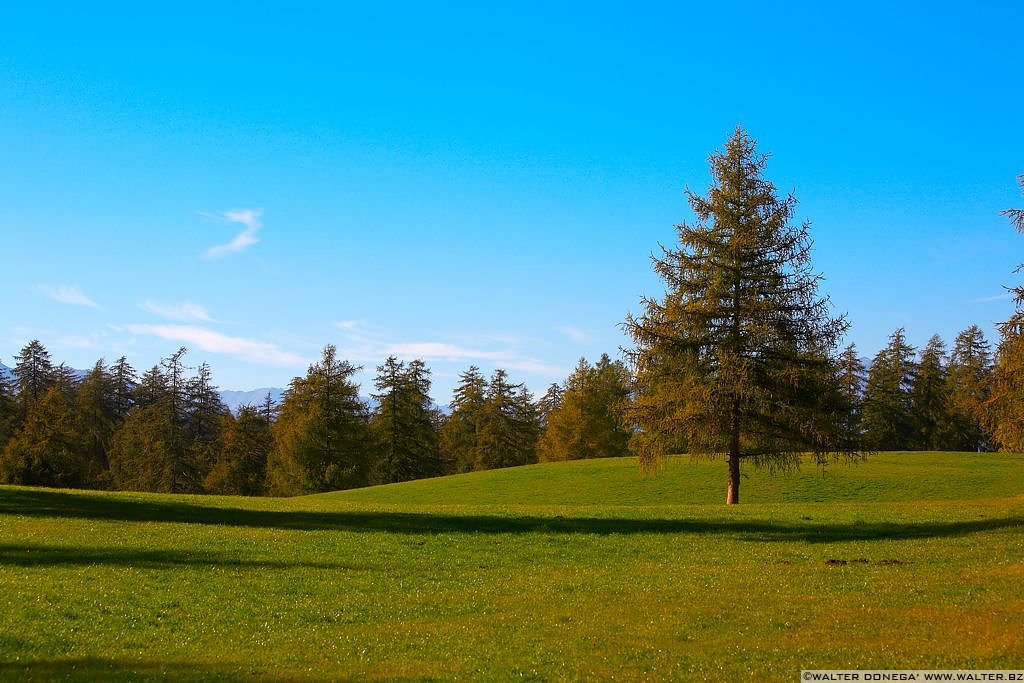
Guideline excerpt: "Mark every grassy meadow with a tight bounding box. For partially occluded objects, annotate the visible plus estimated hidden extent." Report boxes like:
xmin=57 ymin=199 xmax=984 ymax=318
xmin=1 ymin=452 xmax=1022 ymax=680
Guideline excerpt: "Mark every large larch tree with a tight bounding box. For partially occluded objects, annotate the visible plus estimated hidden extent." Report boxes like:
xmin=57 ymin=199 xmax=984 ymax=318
xmin=625 ymin=127 xmax=853 ymax=504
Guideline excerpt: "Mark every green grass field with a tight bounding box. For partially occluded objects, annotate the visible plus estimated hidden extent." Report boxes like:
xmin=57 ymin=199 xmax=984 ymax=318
xmin=1 ymin=452 xmax=1022 ymax=681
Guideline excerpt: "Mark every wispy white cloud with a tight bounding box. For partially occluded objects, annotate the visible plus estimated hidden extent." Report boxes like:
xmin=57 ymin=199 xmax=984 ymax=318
xmin=381 ymin=342 xmax=508 ymax=362
xmin=555 ymin=325 xmax=592 ymax=344
xmin=200 ymin=208 xmax=263 ymax=259
xmin=969 ymin=292 xmax=1014 ymax=304
xmin=504 ymin=358 xmax=570 ymax=375
xmin=125 ymin=324 xmax=305 ymax=366
xmin=331 ymin=320 xmax=567 ymax=378
xmin=39 ymin=285 xmax=101 ymax=309
xmin=141 ymin=300 xmax=217 ymax=322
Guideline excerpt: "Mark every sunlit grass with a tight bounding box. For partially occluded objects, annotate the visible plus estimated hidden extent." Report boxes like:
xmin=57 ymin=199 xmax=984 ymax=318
xmin=1 ymin=452 xmax=1021 ymax=680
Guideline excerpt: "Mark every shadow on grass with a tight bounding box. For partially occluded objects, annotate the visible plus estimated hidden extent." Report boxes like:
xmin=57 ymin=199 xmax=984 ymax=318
xmin=1 ymin=487 xmax=1021 ymax=544
xmin=0 ymin=543 xmax=373 ymax=571
xmin=0 ymin=657 xmax=256 ymax=682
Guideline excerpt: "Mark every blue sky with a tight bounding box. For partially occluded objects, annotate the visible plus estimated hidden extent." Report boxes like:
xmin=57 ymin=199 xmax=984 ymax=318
xmin=2 ymin=2 xmax=1022 ymax=403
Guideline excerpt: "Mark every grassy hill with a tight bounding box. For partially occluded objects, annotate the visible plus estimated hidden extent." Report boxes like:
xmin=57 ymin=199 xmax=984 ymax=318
xmin=317 ymin=451 xmax=1024 ymax=506
xmin=1 ymin=452 xmax=1022 ymax=680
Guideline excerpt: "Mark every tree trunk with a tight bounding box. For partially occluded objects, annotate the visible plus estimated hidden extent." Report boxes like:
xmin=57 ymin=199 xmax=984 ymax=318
xmin=726 ymin=446 xmax=741 ymax=505
xmin=727 ymin=396 xmax=741 ymax=505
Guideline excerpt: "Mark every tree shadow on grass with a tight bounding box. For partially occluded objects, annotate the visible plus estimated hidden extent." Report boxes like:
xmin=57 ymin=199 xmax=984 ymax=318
xmin=0 ymin=543 xmax=374 ymax=571
xmin=0 ymin=486 xmax=1021 ymax=544
xmin=0 ymin=657 xmax=257 ymax=682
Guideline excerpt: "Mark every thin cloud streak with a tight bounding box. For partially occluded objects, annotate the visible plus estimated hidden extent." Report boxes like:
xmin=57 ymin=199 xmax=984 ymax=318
xmin=969 ymin=292 xmax=1014 ymax=303
xmin=200 ymin=208 xmax=263 ymax=259
xmin=381 ymin=342 xmax=508 ymax=362
xmin=141 ymin=300 xmax=216 ymax=322
xmin=126 ymin=324 xmax=305 ymax=366
xmin=332 ymin=320 xmax=567 ymax=378
xmin=39 ymin=285 xmax=101 ymax=309
xmin=555 ymin=325 xmax=592 ymax=343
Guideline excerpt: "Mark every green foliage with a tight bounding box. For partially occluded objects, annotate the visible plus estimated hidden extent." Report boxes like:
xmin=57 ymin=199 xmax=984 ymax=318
xmin=538 ymin=354 xmax=631 ymax=461
xmin=945 ymin=325 xmax=993 ymax=451
xmin=988 ymin=314 xmax=1024 ymax=451
xmin=439 ymin=366 xmax=539 ymax=472
xmin=107 ymin=349 xmax=225 ymax=493
xmin=184 ymin=362 xmax=229 ymax=485
xmin=12 ymin=339 xmax=55 ymax=415
xmin=990 ymin=177 xmax=1024 ymax=450
xmin=836 ymin=343 xmax=866 ymax=445
xmin=440 ymin=366 xmax=487 ymax=472
xmin=132 ymin=365 xmax=166 ymax=408
xmin=476 ymin=369 xmax=538 ymax=470
xmin=205 ymin=407 xmax=273 ymax=495
xmin=0 ymin=384 xmax=86 ymax=487
xmin=861 ymin=328 xmax=917 ymax=450
xmin=268 ymin=345 xmax=371 ymax=495
xmin=369 ymin=357 xmax=441 ymax=484
xmin=73 ymin=361 xmax=119 ymax=488
xmin=108 ymin=403 xmax=191 ymax=492
xmin=108 ymin=356 xmax=136 ymax=420
xmin=536 ymin=382 xmax=563 ymax=429
xmin=625 ymin=127 xmax=853 ymax=503
xmin=0 ymin=365 xmax=18 ymax=456
xmin=909 ymin=334 xmax=951 ymax=449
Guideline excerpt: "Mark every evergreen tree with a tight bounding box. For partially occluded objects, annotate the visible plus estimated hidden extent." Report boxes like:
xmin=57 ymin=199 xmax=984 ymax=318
xmin=624 ymin=127 xmax=853 ymax=504
xmin=536 ymin=383 xmax=563 ymax=430
xmin=0 ymin=362 xmax=18 ymax=454
xmin=133 ymin=365 xmax=170 ymax=409
xmin=107 ymin=349 xmax=204 ymax=493
xmin=861 ymin=328 xmax=917 ymax=450
xmin=108 ymin=402 xmax=189 ymax=492
xmin=510 ymin=384 xmax=540 ymax=465
xmin=260 ymin=390 xmax=278 ymax=423
xmin=13 ymin=340 xmax=55 ymax=415
xmin=990 ymin=176 xmax=1024 ymax=451
xmin=538 ymin=354 xmax=631 ymax=462
xmin=626 ymin=345 xmax=694 ymax=462
xmin=988 ymin=314 xmax=1024 ymax=451
xmin=205 ymin=406 xmax=273 ymax=495
xmin=440 ymin=366 xmax=487 ymax=472
xmin=1003 ymin=175 xmax=1024 ymax=305
xmin=946 ymin=325 xmax=993 ymax=451
xmin=369 ymin=357 xmax=441 ymax=484
xmin=476 ymin=369 xmax=539 ymax=470
xmin=74 ymin=360 xmax=119 ymax=487
xmin=910 ymin=334 xmax=951 ymax=450
xmin=836 ymin=343 xmax=867 ymax=445
xmin=109 ymin=355 xmax=137 ymax=420
xmin=268 ymin=345 xmax=371 ymax=495
xmin=0 ymin=384 xmax=85 ymax=487
xmin=186 ymin=362 xmax=228 ymax=484
xmin=162 ymin=346 xmax=189 ymax=423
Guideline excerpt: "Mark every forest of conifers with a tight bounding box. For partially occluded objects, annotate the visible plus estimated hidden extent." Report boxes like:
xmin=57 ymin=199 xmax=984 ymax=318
xmin=0 ymin=318 xmax=1020 ymax=498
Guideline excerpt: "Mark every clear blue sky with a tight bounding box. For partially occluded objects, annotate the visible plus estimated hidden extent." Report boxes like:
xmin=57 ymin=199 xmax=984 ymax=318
xmin=2 ymin=2 xmax=1022 ymax=403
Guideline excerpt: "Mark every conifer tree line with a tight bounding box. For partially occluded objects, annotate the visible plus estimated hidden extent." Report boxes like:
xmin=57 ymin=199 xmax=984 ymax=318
xmin=0 ymin=342 xmax=632 ymax=495
xmin=0 ymin=318 xmax=1019 ymax=497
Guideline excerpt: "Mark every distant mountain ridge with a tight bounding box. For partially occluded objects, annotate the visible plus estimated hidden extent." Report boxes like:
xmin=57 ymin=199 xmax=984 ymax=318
xmin=1 ymin=360 xmax=284 ymax=413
